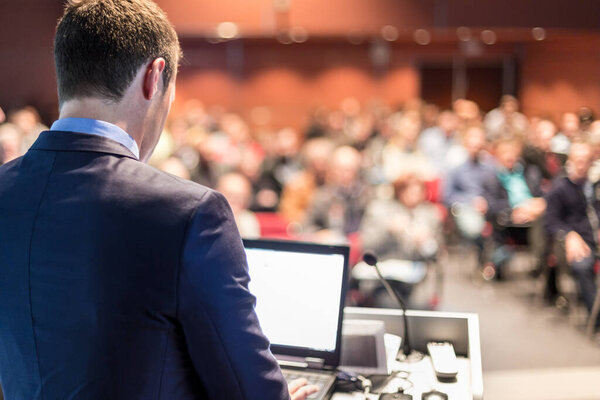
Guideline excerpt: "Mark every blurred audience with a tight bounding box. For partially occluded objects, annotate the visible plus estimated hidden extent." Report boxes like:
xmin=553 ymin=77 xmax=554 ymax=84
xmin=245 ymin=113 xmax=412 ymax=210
xmin=2 ymin=95 xmax=600 ymax=319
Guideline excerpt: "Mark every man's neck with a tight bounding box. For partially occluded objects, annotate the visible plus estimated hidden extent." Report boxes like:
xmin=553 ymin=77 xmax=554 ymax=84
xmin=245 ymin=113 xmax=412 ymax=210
xmin=59 ymin=98 xmax=143 ymax=149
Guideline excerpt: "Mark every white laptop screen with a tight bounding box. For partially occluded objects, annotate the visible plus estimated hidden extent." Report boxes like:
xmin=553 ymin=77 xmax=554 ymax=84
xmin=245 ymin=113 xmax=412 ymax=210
xmin=245 ymin=246 xmax=346 ymax=352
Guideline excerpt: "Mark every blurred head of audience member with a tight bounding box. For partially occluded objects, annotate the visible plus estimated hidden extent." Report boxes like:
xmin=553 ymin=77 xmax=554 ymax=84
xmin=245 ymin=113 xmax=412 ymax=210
xmin=0 ymin=106 xmax=5 ymax=124
xmin=421 ymin=103 xmax=440 ymax=129
xmin=464 ymin=125 xmax=487 ymax=160
xmin=221 ymin=113 xmax=250 ymax=145
xmin=9 ymin=106 xmax=43 ymax=136
xmin=534 ymin=119 xmax=557 ymax=152
xmin=0 ymin=123 xmax=24 ymax=164
xmin=560 ymin=112 xmax=581 ymax=139
xmin=437 ymin=110 xmax=459 ymax=138
xmin=389 ymin=110 xmax=422 ymax=150
xmin=216 ymin=172 xmax=260 ymax=238
xmin=302 ymin=137 xmax=335 ymax=185
xmin=494 ymin=135 xmax=523 ymax=171
xmin=453 ymin=99 xmax=481 ymax=128
xmin=566 ymin=139 xmax=593 ymax=184
xmin=394 ymin=173 xmax=426 ymax=209
xmin=8 ymin=106 xmax=48 ymax=150
xmin=275 ymin=128 xmax=301 ymax=160
xmin=158 ymin=156 xmax=190 ymax=180
xmin=500 ymin=95 xmax=520 ymax=117
xmin=327 ymin=145 xmax=362 ymax=189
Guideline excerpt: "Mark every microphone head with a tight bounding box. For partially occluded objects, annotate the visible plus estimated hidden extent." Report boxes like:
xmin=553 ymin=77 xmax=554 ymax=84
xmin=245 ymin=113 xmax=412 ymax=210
xmin=362 ymin=251 xmax=378 ymax=266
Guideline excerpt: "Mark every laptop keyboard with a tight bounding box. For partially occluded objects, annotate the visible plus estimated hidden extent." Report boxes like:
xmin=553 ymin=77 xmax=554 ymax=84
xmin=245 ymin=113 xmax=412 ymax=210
xmin=282 ymin=370 xmax=332 ymax=399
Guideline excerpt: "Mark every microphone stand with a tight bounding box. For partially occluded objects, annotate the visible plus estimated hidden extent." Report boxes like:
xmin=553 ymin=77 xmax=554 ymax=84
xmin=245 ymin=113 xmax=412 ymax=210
xmin=363 ymin=251 xmax=412 ymax=358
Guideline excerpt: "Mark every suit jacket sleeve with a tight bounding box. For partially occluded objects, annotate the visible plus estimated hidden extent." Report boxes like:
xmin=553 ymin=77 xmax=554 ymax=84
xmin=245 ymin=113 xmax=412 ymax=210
xmin=177 ymin=190 xmax=290 ymax=400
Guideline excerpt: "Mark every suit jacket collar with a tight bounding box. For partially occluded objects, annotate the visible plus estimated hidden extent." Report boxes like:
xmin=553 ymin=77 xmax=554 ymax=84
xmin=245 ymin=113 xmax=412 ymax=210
xmin=30 ymin=130 xmax=138 ymax=160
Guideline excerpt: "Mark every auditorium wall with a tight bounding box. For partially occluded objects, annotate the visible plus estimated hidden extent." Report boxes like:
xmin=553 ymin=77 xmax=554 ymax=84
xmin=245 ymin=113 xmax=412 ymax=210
xmin=1 ymin=1 xmax=600 ymax=131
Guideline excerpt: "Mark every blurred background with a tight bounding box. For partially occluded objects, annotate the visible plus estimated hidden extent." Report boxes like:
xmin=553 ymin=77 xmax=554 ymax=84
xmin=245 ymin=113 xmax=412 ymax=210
xmin=3 ymin=1 xmax=600 ymax=125
xmin=2 ymin=1 xmax=600 ymax=399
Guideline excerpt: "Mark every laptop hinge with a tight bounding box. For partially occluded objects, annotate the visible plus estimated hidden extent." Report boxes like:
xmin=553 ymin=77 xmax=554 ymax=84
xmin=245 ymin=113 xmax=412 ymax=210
xmin=305 ymin=357 xmax=325 ymax=369
xmin=277 ymin=356 xmax=326 ymax=369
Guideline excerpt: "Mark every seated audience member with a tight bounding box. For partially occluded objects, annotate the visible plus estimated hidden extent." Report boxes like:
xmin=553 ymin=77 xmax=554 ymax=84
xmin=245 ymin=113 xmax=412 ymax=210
xmin=484 ymin=95 xmax=529 ymax=142
xmin=217 ymin=173 xmax=261 ymax=238
xmin=261 ymin=127 xmax=303 ymax=195
xmin=522 ymin=119 xmax=564 ymax=192
xmin=304 ymin=146 xmax=370 ymax=242
xmin=0 ymin=123 xmax=24 ymax=164
xmin=238 ymin=145 xmax=283 ymax=213
xmin=382 ymin=111 xmax=436 ymax=182
xmin=8 ymin=106 xmax=48 ymax=152
xmin=190 ymin=131 xmax=228 ymax=188
xmin=444 ymin=126 xmax=495 ymax=264
xmin=279 ymin=137 xmax=334 ymax=224
xmin=551 ymin=112 xmax=581 ymax=156
xmin=453 ymin=99 xmax=482 ymax=133
xmin=545 ymin=140 xmax=599 ymax=327
xmin=418 ymin=110 xmax=467 ymax=176
xmin=483 ymin=136 xmax=547 ymax=279
xmin=362 ymin=173 xmax=442 ymax=262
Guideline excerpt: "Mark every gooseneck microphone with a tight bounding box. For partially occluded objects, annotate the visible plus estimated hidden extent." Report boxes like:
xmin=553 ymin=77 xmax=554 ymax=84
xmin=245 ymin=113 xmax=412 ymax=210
xmin=362 ymin=251 xmax=412 ymax=357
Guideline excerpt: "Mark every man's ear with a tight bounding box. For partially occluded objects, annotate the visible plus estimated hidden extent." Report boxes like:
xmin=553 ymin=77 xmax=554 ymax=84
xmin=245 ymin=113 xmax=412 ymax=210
xmin=143 ymin=58 xmax=166 ymax=100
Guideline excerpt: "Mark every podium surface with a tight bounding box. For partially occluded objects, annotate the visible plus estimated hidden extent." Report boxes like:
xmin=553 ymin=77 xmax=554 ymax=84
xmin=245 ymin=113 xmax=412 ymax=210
xmin=338 ymin=307 xmax=483 ymax=400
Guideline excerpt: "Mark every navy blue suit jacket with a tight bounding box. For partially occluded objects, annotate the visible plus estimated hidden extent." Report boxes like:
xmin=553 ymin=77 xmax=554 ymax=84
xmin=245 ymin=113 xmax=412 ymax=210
xmin=0 ymin=131 xmax=289 ymax=399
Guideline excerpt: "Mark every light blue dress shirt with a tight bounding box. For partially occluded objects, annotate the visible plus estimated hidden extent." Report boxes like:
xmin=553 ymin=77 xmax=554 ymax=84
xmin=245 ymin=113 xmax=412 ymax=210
xmin=50 ymin=118 xmax=140 ymax=159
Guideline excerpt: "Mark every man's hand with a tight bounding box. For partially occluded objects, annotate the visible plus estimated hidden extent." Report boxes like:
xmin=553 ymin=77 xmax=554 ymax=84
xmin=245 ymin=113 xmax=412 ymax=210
xmin=512 ymin=198 xmax=546 ymax=224
xmin=288 ymin=378 xmax=319 ymax=400
xmin=472 ymin=196 xmax=488 ymax=215
xmin=511 ymin=207 xmax=533 ymax=224
xmin=565 ymin=231 xmax=591 ymax=264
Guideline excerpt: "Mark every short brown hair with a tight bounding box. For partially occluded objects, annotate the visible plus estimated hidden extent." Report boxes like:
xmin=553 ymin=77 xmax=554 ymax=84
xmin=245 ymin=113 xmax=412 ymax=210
xmin=54 ymin=0 xmax=180 ymax=105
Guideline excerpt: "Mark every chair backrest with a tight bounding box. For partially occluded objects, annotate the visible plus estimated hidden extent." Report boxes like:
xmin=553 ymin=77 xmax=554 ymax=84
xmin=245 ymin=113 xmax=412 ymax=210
xmin=255 ymin=212 xmax=294 ymax=239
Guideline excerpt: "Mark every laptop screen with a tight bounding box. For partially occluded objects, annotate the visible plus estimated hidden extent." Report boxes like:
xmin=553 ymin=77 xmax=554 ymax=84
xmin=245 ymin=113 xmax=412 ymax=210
xmin=243 ymin=239 xmax=349 ymax=366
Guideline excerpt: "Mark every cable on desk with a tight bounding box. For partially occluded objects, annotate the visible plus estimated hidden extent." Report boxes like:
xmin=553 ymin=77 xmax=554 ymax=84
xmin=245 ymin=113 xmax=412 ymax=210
xmin=335 ymin=370 xmax=414 ymax=395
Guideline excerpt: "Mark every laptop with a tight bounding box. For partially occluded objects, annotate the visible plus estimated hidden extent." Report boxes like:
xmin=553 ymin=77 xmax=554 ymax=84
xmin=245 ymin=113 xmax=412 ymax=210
xmin=243 ymin=238 xmax=349 ymax=400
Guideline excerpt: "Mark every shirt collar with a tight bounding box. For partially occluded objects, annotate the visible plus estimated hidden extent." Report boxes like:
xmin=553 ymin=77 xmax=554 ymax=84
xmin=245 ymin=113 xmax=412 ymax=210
xmin=50 ymin=118 xmax=139 ymax=159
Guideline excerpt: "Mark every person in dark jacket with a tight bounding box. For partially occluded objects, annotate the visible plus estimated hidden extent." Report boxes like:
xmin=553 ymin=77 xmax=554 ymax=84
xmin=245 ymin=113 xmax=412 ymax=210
xmin=0 ymin=1 xmax=315 ymax=399
xmin=483 ymin=135 xmax=547 ymax=280
xmin=545 ymin=140 xmax=599 ymax=326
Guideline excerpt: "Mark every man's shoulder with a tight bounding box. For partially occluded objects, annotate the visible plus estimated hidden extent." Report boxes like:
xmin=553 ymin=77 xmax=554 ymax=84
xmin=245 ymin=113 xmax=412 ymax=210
xmin=99 ymin=158 xmax=217 ymax=211
xmin=125 ymin=159 xmax=217 ymax=201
